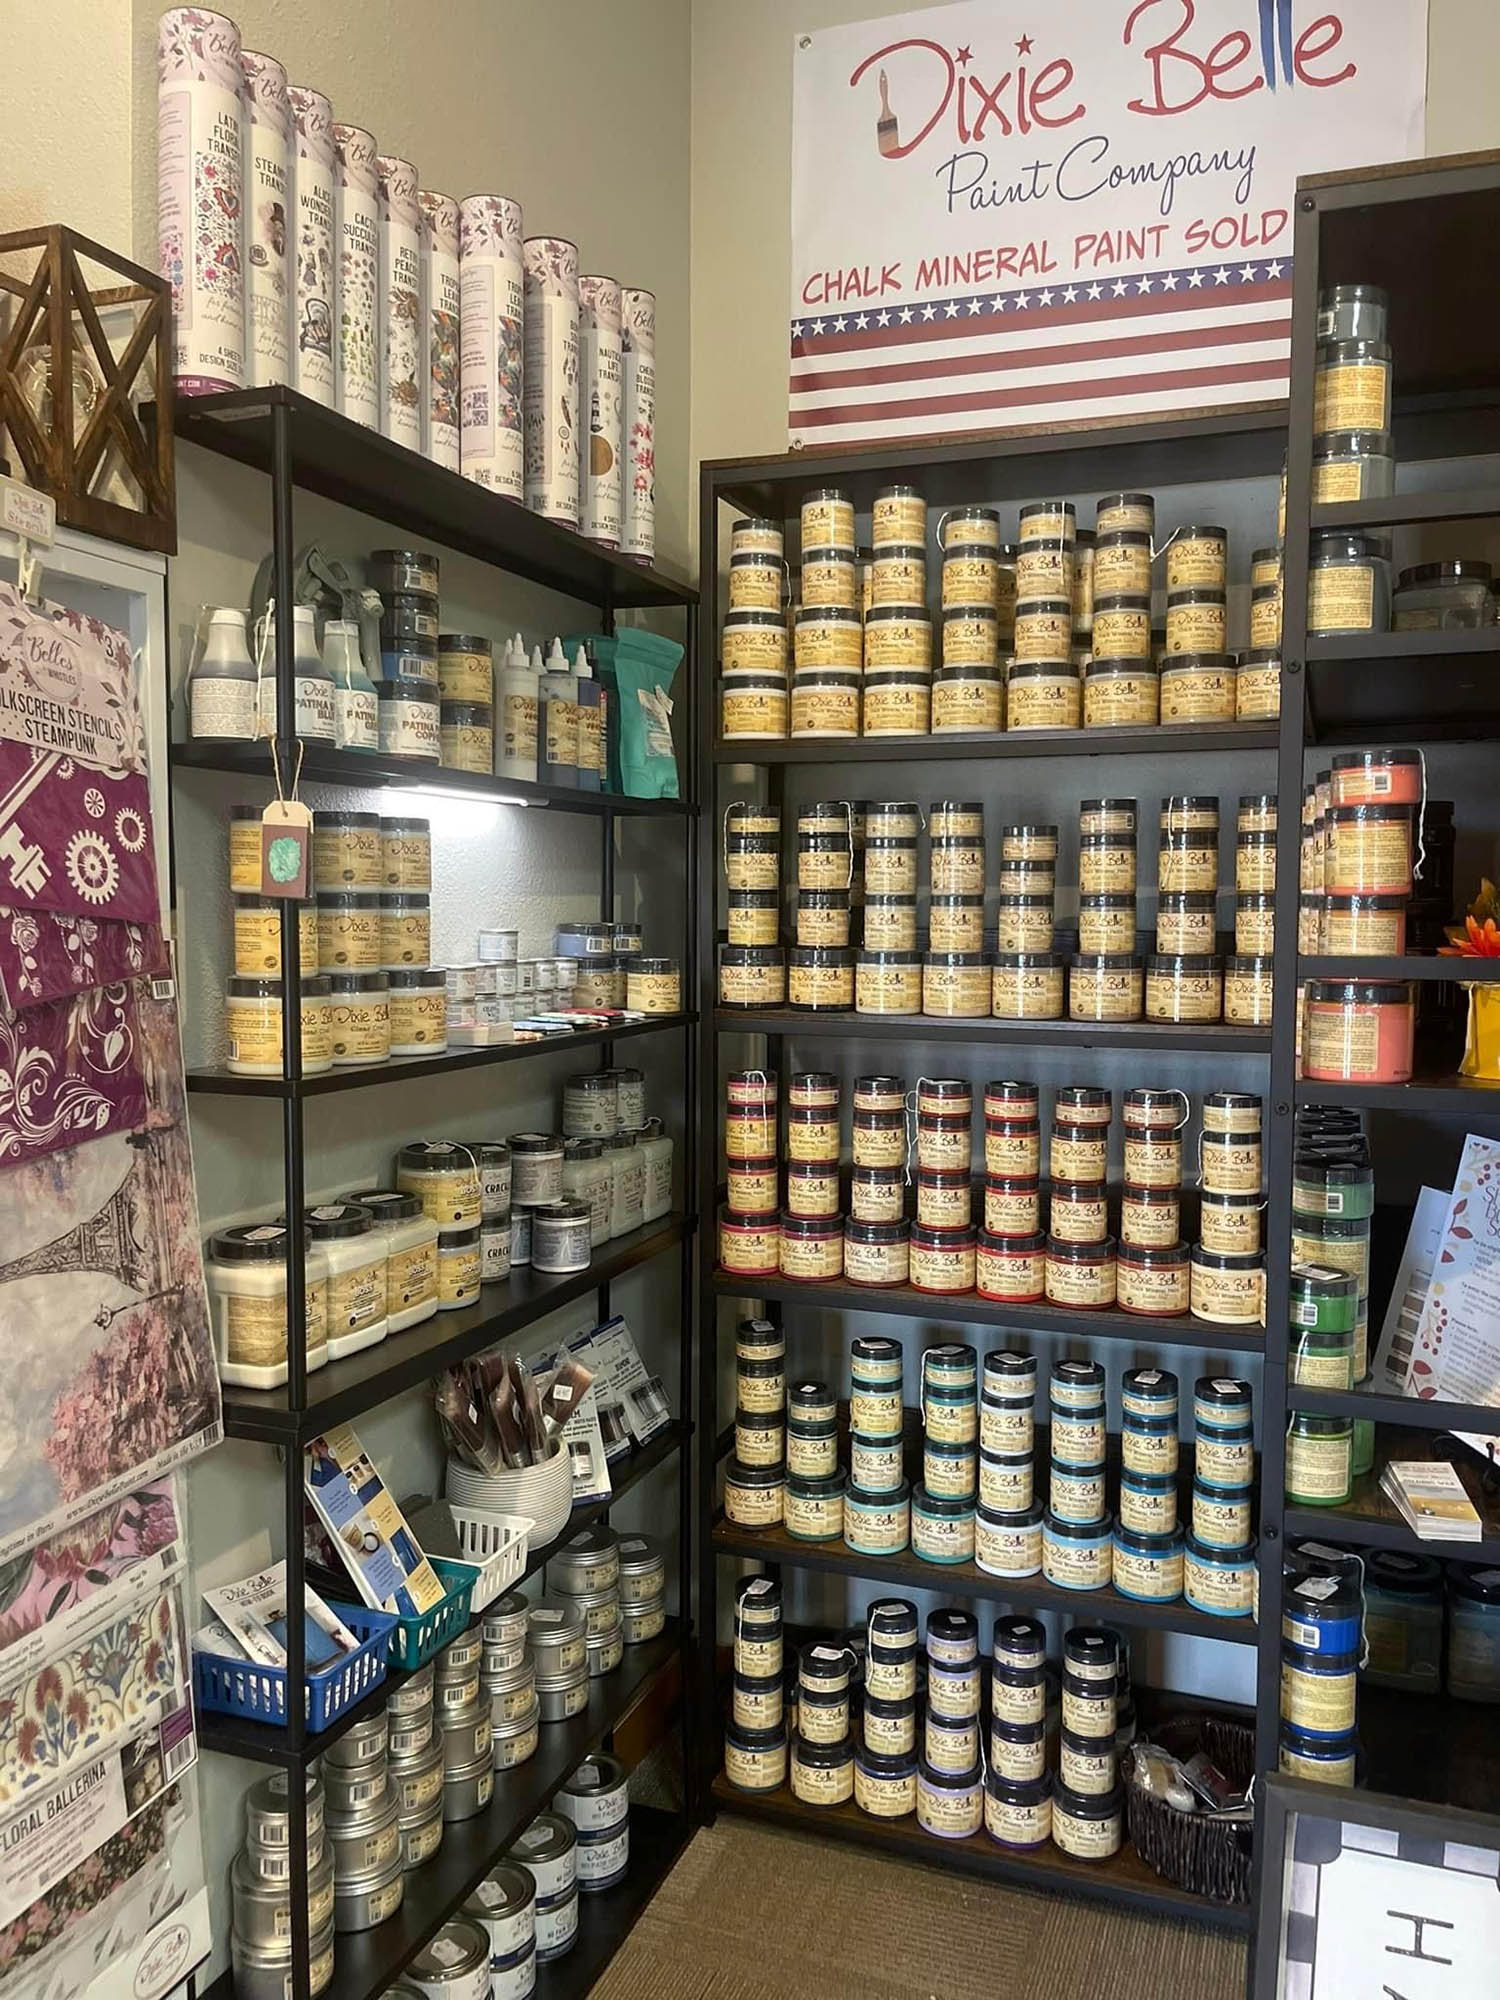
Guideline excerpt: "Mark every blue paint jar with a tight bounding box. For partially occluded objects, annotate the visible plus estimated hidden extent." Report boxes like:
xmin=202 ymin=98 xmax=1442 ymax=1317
xmin=1051 ymin=1358 xmax=1107 ymax=1408
xmin=1190 ymin=1476 xmax=1255 ymax=1551
xmin=910 ymin=1484 xmax=975 ymax=1565
xmin=1050 ymin=1403 xmax=1108 ymax=1467
xmin=1042 ymin=1511 xmax=1113 ymax=1591
xmin=843 ymin=1479 xmax=911 ymax=1557
xmin=1049 ymin=1461 xmax=1109 ymax=1525
xmin=1278 ymin=1724 xmax=1357 ymax=1786
xmin=1120 ymin=1411 xmax=1179 ymax=1477
xmin=1117 ymin=1467 xmax=1179 ymax=1538
xmin=1121 ymin=1367 xmax=1179 ymax=1419
xmin=1282 ymin=1551 xmax=1363 ymax=1654
xmin=1111 ymin=1523 xmax=1185 ymax=1602
xmin=1184 ymin=1534 xmax=1256 ymax=1618
xmin=1193 ymin=1375 xmax=1254 ymax=1430
xmin=983 ymin=1770 xmax=1053 ymax=1849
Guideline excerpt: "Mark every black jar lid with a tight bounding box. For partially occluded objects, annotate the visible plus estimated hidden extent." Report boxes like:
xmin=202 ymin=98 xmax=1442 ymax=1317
xmin=211 ymin=1221 xmax=300 ymax=1261
xmin=328 ymin=970 xmax=390 ymax=995
xmin=1046 ymin=1235 xmax=1115 ymax=1262
xmin=993 ymin=951 xmax=1064 ymax=969
xmin=1147 ymin=953 xmax=1221 ymax=975
xmin=303 ymin=1200 xmax=373 ymax=1239
xmin=1118 ymin=1240 xmax=1189 ymax=1267
xmin=344 ymin=1188 xmax=421 ymax=1222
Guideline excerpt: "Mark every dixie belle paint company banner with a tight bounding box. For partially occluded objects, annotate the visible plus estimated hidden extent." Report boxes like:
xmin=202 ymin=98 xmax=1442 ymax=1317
xmin=788 ymin=0 xmax=1427 ymax=446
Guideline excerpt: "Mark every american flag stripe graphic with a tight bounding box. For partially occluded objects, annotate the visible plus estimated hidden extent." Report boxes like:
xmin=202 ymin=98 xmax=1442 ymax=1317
xmin=788 ymin=261 xmax=1293 ymax=445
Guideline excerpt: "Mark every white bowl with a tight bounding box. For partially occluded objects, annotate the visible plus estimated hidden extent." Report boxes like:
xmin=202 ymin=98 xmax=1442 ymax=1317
xmin=446 ymin=1436 xmax=574 ymax=1549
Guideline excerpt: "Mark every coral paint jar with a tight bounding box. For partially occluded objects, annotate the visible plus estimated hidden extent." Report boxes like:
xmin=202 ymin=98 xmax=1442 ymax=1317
xmin=779 ymin=1213 xmax=843 ymax=1281
xmin=718 ymin=1206 xmax=780 ymax=1276
xmin=1303 ymin=980 xmax=1415 ymax=1082
xmin=976 ymin=1230 xmax=1045 ymax=1302
xmin=910 ymin=1223 xmax=976 ymax=1295
xmin=1330 ymin=748 xmax=1423 ymax=807
xmin=1116 ymin=1242 xmax=1190 ymax=1317
xmin=844 ymin=1220 xmax=910 ymax=1287
xmin=1045 ymin=1236 xmax=1116 ymax=1309
xmin=984 ymin=1175 xmax=1041 ymax=1237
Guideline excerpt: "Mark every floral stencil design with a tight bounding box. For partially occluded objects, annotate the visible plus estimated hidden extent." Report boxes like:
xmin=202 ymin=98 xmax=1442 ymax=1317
xmin=0 ymin=1585 xmax=182 ymax=1806
xmin=0 ymin=1793 xmax=170 ymax=1973
xmin=0 ymin=1482 xmax=179 ymax=1663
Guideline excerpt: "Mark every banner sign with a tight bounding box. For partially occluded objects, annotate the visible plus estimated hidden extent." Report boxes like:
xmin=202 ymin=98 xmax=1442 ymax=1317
xmin=788 ymin=1 xmax=1427 ymax=446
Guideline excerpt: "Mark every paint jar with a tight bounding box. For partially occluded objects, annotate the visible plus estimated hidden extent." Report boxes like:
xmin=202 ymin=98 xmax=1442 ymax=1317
xmin=1160 ymin=654 xmax=1235 ymax=723
xmin=922 ymin=953 xmax=990 ymax=1018
xmin=1078 ymin=894 xmax=1138 ymax=955
xmin=785 ymin=1102 xmax=839 ymax=1163
xmin=1302 ymin=979 xmax=1414 ymax=1082
xmin=983 ymin=1175 xmax=1041 ymax=1238
xmin=1234 ymin=892 xmax=1276 ymax=955
xmin=1314 ymin=336 xmax=1392 ymax=432
xmin=1156 ymin=831 xmax=1219 ymax=895
xmin=790 ymin=669 xmax=860 ymax=739
xmin=992 ymin=898 xmax=1055 ymax=955
xmin=864 ymin=834 xmax=917 ymax=895
xmin=1249 ymin=580 xmax=1283 ymax=650
xmin=1281 ymin=1645 xmax=1358 ymax=1742
xmin=1179 ymin=1536 xmax=1255 ymax=1619
xmin=1121 ymin=1416 xmax=1178 ymax=1481
xmin=1285 ymin=1414 xmax=1353 ymax=1506
xmin=724 ymin=833 xmax=780 ymax=891
xmin=1006 ymin=661 xmax=1081 ymax=731
xmin=928 ymin=894 xmax=985 ymax=954
xmin=1069 ymin=953 xmax=1144 ymax=1022
xmin=1234 ymin=649 xmax=1280 ymax=720
xmin=1201 ymin=1130 xmax=1263 ymax=1202
xmin=1145 ymin=953 xmax=1221 ymax=1023
xmin=1115 ymin=1242 xmax=1190 ymax=1317
xmin=226 ymin=975 xmax=334 ymax=1077
xmin=1191 ymin=1477 xmax=1254 ymax=1550
xmin=387 ymin=967 xmax=446 ymax=1054
xmin=1090 ymin=594 xmax=1151 ymax=662
xmin=1119 ymin=1184 xmax=1179 ymax=1249
xmin=853 ymin=895 xmax=911 ymax=953
xmin=1162 ymin=526 xmax=1226 ymax=594
xmin=984 ymin=952 xmax=1060 ymax=1020
xmin=871 ymin=547 xmax=927 ymax=609
xmin=1189 ymin=1246 xmax=1263 ymax=1325
xmin=721 ymin=674 xmax=788 ymax=741
xmin=924 ymin=663 xmax=999 ymax=733
xmin=997 ymin=858 xmax=1057 ymax=899
xmin=1040 ymin=1513 xmax=1112 ymax=1593
xmin=1091 ymin=529 xmax=1150 ymax=598
xmin=723 ymin=1460 xmax=783 ymax=1528
xmin=719 ymin=945 xmax=786 ymax=1010
xmin=851 ymin=949 xmax=919 ymax=1017
xmin=910 ymin=1486 xmax=976 ymax=1566
xmin=1044 ymin=1236 xmax=1115 ymax=1310
xmin=1394 ymin=558 xmax=1495 ymax=631
xmin=1325 ymin=803 xmax=1412 ymax=895
xmin=909 ymin=1222 xmax=976 ymax=1295
xmin=1222 ymin=955 xmax=1273 ymax=1026
xmin=1081 ymin=660 xmax=1156 ymax=728
xmin=778 ymin=1213 xmax=843 ymax=1283
xmin=718 ymin=1206 xmax=780 ymax=1279
xmin=867 ymin=605 xmax=934 ymax=669
xmin=792 ymin=606 xmax=860 ymax=672
xmin=976 ymin=1230 xmax=1045 ymax=1303
xmin=1308 ymin=532 xmax=1391 ymax=635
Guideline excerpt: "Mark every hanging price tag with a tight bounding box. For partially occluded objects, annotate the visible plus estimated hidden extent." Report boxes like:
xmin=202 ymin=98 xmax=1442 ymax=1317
xmin=259 ymin=741 xmax=312 ymax=899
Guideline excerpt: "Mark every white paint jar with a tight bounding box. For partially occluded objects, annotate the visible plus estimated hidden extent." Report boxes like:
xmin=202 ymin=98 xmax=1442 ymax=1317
xmin=579 ymin=275 xmax=623 ymax=546
xmin=523 ymin=237 xmax=581 ymax=525
xmin=157 ymin=7 xmax=246 ymax=394
xmin=241 ymin=51 xmax=291 ymax=389
xmin=333 ymin=124 xmax=380 ymax=427
xmin=288 ymin=85 xmax=336 ymax=405
xmin=419 ymin=191 xmax=461 ymax=470
xmin=378 ymin=155 xmax=423 ymax=453
xmin=459 ymin=194 xmax=526 ymax=499
xmin=621 ymin=287 xmax=656 ymax=561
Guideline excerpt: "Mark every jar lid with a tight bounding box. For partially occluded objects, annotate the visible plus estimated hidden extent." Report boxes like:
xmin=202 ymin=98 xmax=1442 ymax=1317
xmin=379 ymin=676 xmax=438 ymax=703
xmin=1122 ymin=1183 xmax=1177 ymax=1204
xmin=910 ymin=1221 xmax=976 ymax=1248
xmin=721 ymin=945 xmax=785 ymax=965
xmin=979 ymin=1228 xmax=1046 ymax=1254
xmin=857 ymin=949 xmax=921 ymax=965
xmin=993 ymin=952 xmax=1064 ymax=969
xmin=1071 ymin=952 xmax=1142 ymax=970
xmin=1449 ymin=1562 xmax=1500 ymax=1606
xmin=730 ymin=608 xmax=789 ymax=628
xmin=1045 ymin=1235 xmax=1115 ymax=1262
xmin=866 ymin=603 xmax=932 ymax=624
xmin=1147 ymin=953 xmax=1221 ymax=974
xmin=1118 ymin=1241 xmax=1189 ymax=1268
xmin=1304 ymin=978 xmax=1413 ymax=1006
xmin=343 ymin=1188 xmax=422 ymax=1222
xmin=328 ymin=970 xmax=390 ymax=994
xmin=1095 ymin=526 xmax=1152 ymax=547
xmin=228 ymin=974 xmax=332 ymax=997
xmin=852 ymin=1334 xmax=902 ymax=1362
xmin=1310 ymin=531 xmax=1390 ymax=562
xmin=1185 ymin=1534 xmax=1256 ymax=1566
xmin=1078 ymin=891 xmax=1136 ymax=910
xmin=924 ymin=951 xmax=988 ymax=968
xmin=387 ymin=967 xmax=446 ymax=989
xmin=1190 ymin=1245 xmax=1263 ymax=1271
xmin=1052 ymin=1358 xmax=1105 ymax=1392
xmin=1316 ymin=335 xmax=1392 ymax=360
xmin=302 ymin=1201 xmax=373 ymax=1240
xmin=1007 ymin=660 xmax=1076 ymax=681
xmin=211 ymin=1221 xmax=295 ymax=1262
xmin=725 ymin=831 xmax=780 ymax=848
xmin=1043 ymin=1511 xmax=1113 ymax=1541
xmin=845 ymin=1218 xmax=909 ymax=1245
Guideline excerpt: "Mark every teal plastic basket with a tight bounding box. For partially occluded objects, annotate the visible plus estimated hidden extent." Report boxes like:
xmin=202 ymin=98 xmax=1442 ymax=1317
xmin=386 ymin=1556 xmax=477 ymax=1669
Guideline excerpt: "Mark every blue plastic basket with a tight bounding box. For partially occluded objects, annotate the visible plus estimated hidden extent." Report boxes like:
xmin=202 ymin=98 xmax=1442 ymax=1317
xmin=192 ymin=1604 xmax=397 ymax=1733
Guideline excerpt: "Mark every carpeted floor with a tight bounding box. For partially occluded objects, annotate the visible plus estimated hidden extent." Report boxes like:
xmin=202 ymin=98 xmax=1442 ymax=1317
xmin=589 ymin=1818 xmax=1247 ymax=2000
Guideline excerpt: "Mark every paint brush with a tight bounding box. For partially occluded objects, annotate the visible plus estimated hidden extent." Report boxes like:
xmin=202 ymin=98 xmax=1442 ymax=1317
xmin=876 ymin=68 xmax=899 ymax=157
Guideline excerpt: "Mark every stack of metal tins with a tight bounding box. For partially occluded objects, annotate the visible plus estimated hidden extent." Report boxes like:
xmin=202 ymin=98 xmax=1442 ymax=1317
xmin=385 ymin=1663 xmax=445 ymax=1868
xmin=231 ymin=1774 xmax=335 ymax=1999
xmin=405 ymin=1917 xmax=491 ymax=2000
xmin=509 ymin=1810 xmax=579 ymax=1960
xmin=482 ymin=1592 xmax=540 ymax=1776
xmin=436 ymin=1628 xmax=494 ymax=1823
xmin=617 ymin=1530 xmax=668 ymax=1645
xmin=853 ymin=1598 xmax=919 ymax=1816
xmin=461 ymin=1862 xmax=537 ymax=2000
xmin=547 ymin=1524 xmax=623 ymax=1678
xmin=849 ymin=1335 xmax=908 ymax=1554
xmin=975 ymin=1351 xmax=1040 ymax=1579
xmin=914 ymin=1345 xmax=977 ymax=1568
xmin=1053 ymin=1628 xmax=1124 ymax=1860
xmin=1042 ymin=1360 xmax=1113 ymax=1594
xmin=323 ymin=1714 xmax=405 ymax=1933
xmin=555 ymin=1750 xmax=632 ymax=1892
xmin=1114 ymin=1368 xmax=1184 ymax=1604
xmin=918 ymin=1610 xmax=983 ymax=1836
xmin=724 ymin=1574 xmax=787 ymax=1792
xmin=1188 ymin=1376 xmax=1258 ymax=1619
xmin=1280 ymin=1542 xmax=1364 ymax=1786
xmin=528 ymin=1596 xmax=589 ymax=1721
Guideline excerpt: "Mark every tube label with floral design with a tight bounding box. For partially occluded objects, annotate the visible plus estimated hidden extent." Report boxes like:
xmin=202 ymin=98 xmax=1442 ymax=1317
xmin=523 ymin=237 xmax=581 ymax=527
xmin=240 ymin=51 xmax=290 ymax=388
xmin=333 ymin=124 xmax=380 ymax=428
xmin=419 ymin=191 xmax=460 ymax=471
xmin=578 ymin=275 xmax=623 ymax=547
xmin=157 ymin=7 xmax=246 ymax=395
xmin=287 ymin=85 xmax=335 ymax=406
xmin=377 ymin=156 xmax=422 ymax=454
xmin=458 ymin=195 xmax=524 ymax=499
xmin=621 ymin=287 xmax=656 ymax=560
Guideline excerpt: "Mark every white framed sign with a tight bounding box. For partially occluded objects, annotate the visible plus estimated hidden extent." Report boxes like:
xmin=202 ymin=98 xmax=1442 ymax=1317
xmin=789 ymin=1 xmax=1427 ymax=446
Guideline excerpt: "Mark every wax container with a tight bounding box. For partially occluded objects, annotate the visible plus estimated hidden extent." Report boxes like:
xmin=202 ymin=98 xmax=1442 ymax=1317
xmin=459 ymin=195 xmax=525 ymax=498
xmin=286 ymin=85 xmax=336 ymax=404
xmin=376 ymin=154 xmax=423 ymax=452
xmin=159 ymin=7 xmax=246 ymax=395
xmin=621 ymin=287 xmax=656 ymax=561
xmin=333 ymin=124 xmax=381 ymax=427
xmin=523 ymin=237 xmax=581 ymax=525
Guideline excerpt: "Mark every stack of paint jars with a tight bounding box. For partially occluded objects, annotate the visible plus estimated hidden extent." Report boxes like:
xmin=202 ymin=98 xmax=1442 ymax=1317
xmin=719 ymin=1075 xmax=780 ymax=1279
xmin=934 ymin=509 xmax=1005 ymax=732
xmin=507 ymin=1811 xmax=579 ymax=1963
xmin=993 ymin=822 xmax=1062 ymax=1017
xmin=554 ymin=1752 xmax=632 ymax=1894
xmin=792 ymin=488 xmax=862 ymax=742
xmin=1160 ymin=523 xmax=1233 ymax=722
xmin=1229 ymin=794 xmax=1277 ymax=1028
xmin=721 ymin=802 xmax=784 ymax=1005
xmin=462 ymin=1862 xmax=538 ymax=1998
xmin=789 ymin=1637 xmax=857 ymax=1807
xmin=1148 ymin=794 xmax=1225 ymax=1026
xmin=1117 ymin=1089 xmax=1190 ymax=1318
xmin=731 ymin=1318 xmax=786 ymax=1523
xmin=785 ymin=804 xmax=856 ymax=1009
xmin=1308 ymin=282 xmax=1392 ymax=638
xmin=435 ymin=1629 xmax=494 ymax=1826
xmin=1009 ymin=500 xmax=1079 ymax=731
xmin=1053 ymin=1628 xmax=1125 ymax=1859
xmin=985 ymin=1613 xmax=1049 ymax=1844
xmin=914 ymin=1345 xmax=977 ymax=1569
xmin=1042 ymin=1360 xmax=1113 ymax=1595
xmin=917 ymin=1611 xmax=984 ymax=1837
xmin=724 ymin=1575 xmax=788 ymax=1792
xmin=920 ymin=800 xmax=988 ymax=1017
xmin=1067 ymin=797 xmax=1139 ymax=1024
xmin=858 ymin=801 xmax=916 ymax=951
xmin=978 ymin=1082 xmax=1043 ymax=1297
xmin=1286 ymin=1112 xmax=1372 ymax=1508
xmin=1113 ymin=1368 xmax=1183 ymax=1605
xmin=1280 ymin=1542 xmax=1364 ymax=1786
xmin=908 ymin=1076 xmax=971 ymax=1293
xmin=1192 ymin=1087 xmax=1263 ymax=1324
xmin=1046 ymin=1090 xmax=1116 ymax=1312
xmin=323 ymin=1713 xmax=406 ymax=1935
xmin=847 ymin=1336 xmax=905 ymax=1552
xmin=230 ymin=1775 xmax=335 ymax=1996
xmin=1187 ymin=1377 xmax=1258 ymax=1619
xmin=865 ymin=487 xmax=932 ymax=735
xmin=788 ymin=1376 xmax=849 ymax=1545
xmin=976 ymin=1351 xmax=1040 ymax=1580
xmin=781 ymin=1071 xmax=843 ymax=1278
xmin=386 ymin=1664 xmax=445 ymax=1870
xmin=854 ymin=1598 xmax=920 ymax=1816
xmin=481 ymin=1593 xmax=540 ymax=1780
xmin=547 ymin=1526 xmax=624 ymax=1681
xmin=720 ymin=518 xmax=789 ymax=742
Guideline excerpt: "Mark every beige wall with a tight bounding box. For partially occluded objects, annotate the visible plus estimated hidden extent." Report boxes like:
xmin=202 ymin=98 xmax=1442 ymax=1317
xmin=0 ymin=0 xmax=133 ymax=240
xmin=690 ymin=0 xmax=1500 ymax=472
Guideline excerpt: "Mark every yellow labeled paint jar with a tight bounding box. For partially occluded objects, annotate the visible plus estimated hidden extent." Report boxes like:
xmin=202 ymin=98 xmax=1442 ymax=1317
xmin=991 ymin=953 xmax=1064 ymax=1019
xmin=942 ymin=547 xmax=999 ymax=607
xmin=794 ymin=606 xmax=862 ymax=671
xmin=940 ymin=604 xmax=997 ymax=666
xmin=863 ymin=671 xmax=931 ymax=736
xmin=1092 ymin=594 xmax=1151 ymax=660
xmin=1165 ymin=591 xmax=1227 ymax=658
xmin=236 ymin=896 xmax=319 ymax=977
xmin=870 ymin=547 xmax=927 ymax=607
xmin=1189 ymin=1246 xmax=1264 ymax=1325
xmin=799 ymin=549 xmax=856 ymax=610
xmin=1165 ymin=526 xmax=1227 ymax=594
xmin=1093 ymin=529 xmax=1151 ymax=598
xmin=791 ymin=669 xmax=860 ymax=739
xmin=1084 ymin=661 xmax=1158 ymax=728
xmin=1006 ymin=662 xmax=1080 ymax=731
xmin=856 ymin=949 xmax=922 ymax=1016
xmin=862 ymin=894 xmax=918 ymax=951
xmin=1224 ymin=954 xmax=1273 ymax=1025
xmin=865 ymin=605 xmax=933 ymax=670
xmin=1013 ymin=598 xmax=1072 ymax=662
xmin=1237 ymin=649 xmax=1281 ymax=719
xmin=1078 ymin=893 xmax=1137 ymax=956
xmin=1250 ymin=582 xmax=1283 ymax=650
xmin=931 ymin=665 xmax=1003 ymax=733
xmin=1160 ymin=655 xmax=1235 ymax=723
xmin=718 ymin=945 xmax=786 ymax=1010
xmin=1069 ymin=953 xmax=1143 ymax=1022
xmin=721 ymin=675 xmax=788 ymax=741
xmin=923 ymin=953 xmax=990 ymax=1017
xmin=722 ymin=609 xmax=788 ymax=674
xmin=1145 ymin=953 xmax=1221 ymax=1023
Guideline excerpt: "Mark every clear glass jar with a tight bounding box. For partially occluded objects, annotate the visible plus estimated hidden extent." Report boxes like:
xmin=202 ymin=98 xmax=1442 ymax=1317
xmin=1392 ymin=560 xmax=1494 ymax=632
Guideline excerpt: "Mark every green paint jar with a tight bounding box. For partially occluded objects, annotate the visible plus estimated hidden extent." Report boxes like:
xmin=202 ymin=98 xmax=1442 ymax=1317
xmin=1285 ymin=1413 xmax=1353 ymax=1506
xmin=1290 ymin=1262 xmax=1359 ymax=1336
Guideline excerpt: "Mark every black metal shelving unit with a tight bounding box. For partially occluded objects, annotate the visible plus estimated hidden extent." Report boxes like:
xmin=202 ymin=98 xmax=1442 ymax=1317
xmin=695 ymin=154 xmax=1500 ymax=1960
xmin=173 ymin=388 xmax=699 ymax=2000
xmin=1255 ymin=156 xmax=1500 ymax=1976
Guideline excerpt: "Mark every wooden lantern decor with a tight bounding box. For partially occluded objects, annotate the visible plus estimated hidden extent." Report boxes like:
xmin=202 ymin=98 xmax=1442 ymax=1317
xmin=0 ymin=226 xmax=177 ymax=554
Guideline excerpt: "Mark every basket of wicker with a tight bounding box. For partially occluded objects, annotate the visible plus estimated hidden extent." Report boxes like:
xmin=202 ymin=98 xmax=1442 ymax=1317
xmin=1126 ymin=1713 xmax=1256 ymax=1905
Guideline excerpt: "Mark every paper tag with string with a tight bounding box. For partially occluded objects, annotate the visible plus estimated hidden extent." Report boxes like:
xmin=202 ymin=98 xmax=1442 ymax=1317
xmin=260 ymin=738 xmax=311 ymax=899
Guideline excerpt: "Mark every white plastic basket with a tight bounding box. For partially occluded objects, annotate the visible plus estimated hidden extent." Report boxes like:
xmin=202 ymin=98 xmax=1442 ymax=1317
xmin=406 ymin=1498 xmax=532 ymax=1612
xmin=446 ymin=1435 xmax=575 ymax=1550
